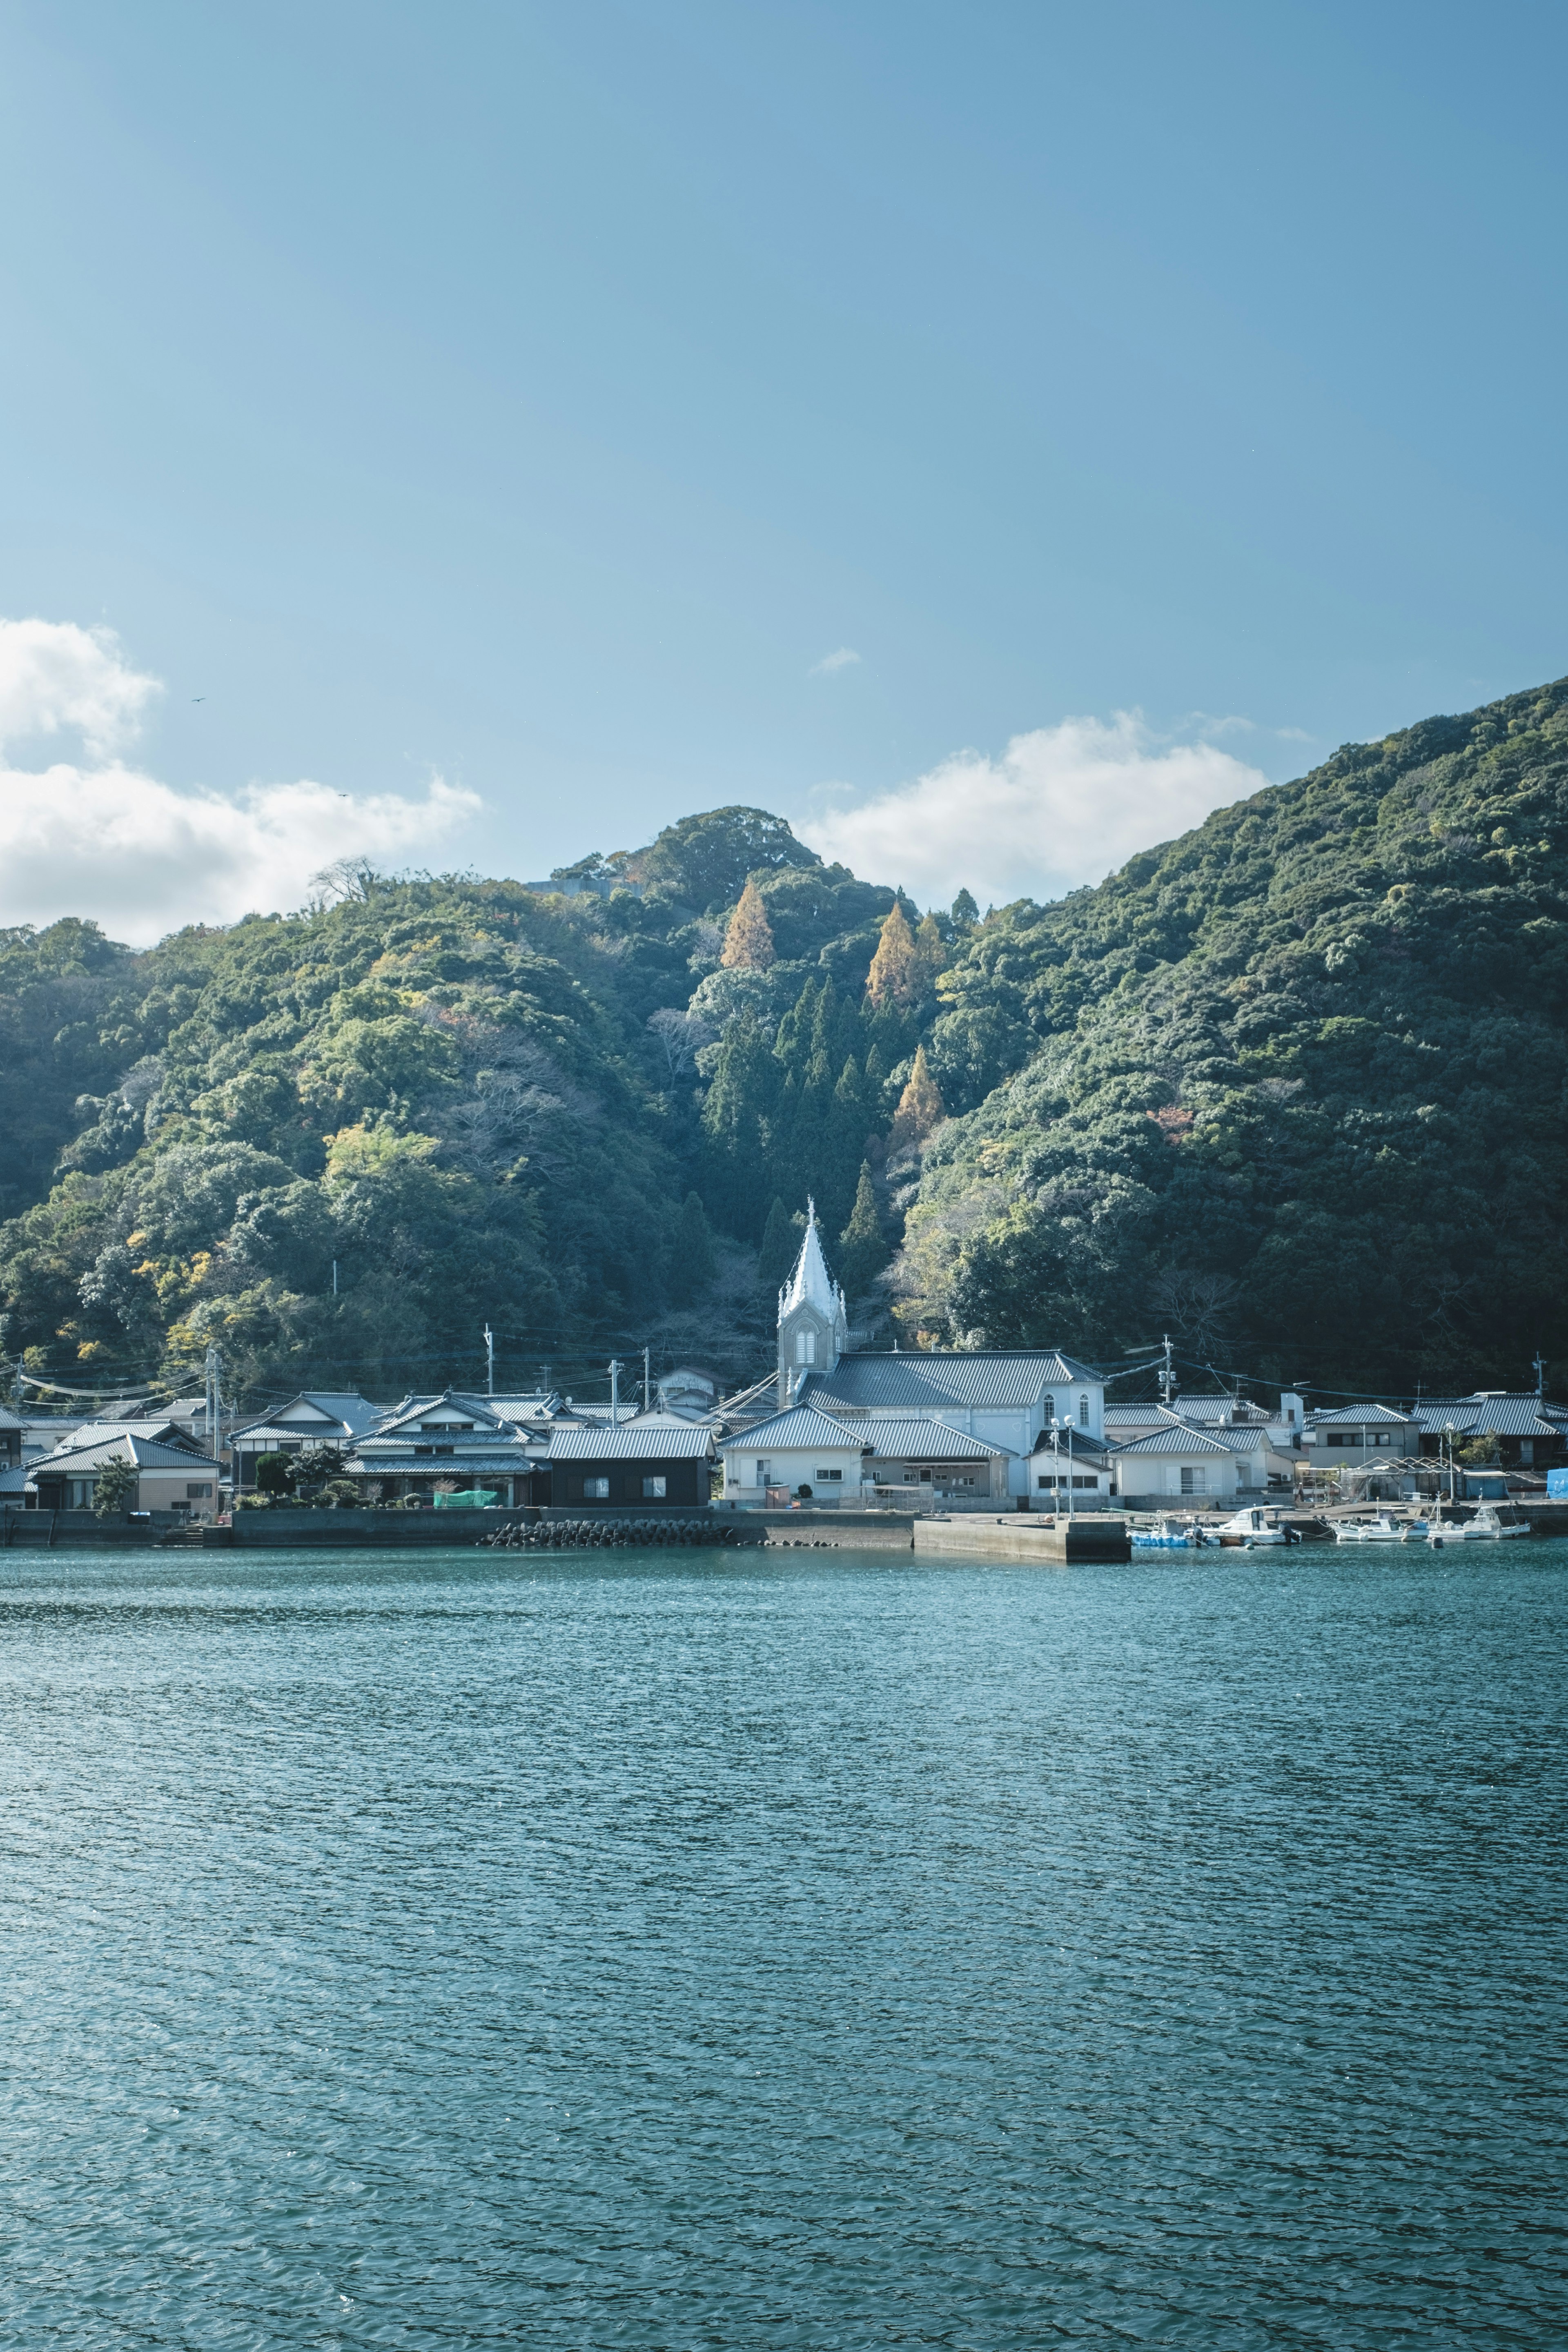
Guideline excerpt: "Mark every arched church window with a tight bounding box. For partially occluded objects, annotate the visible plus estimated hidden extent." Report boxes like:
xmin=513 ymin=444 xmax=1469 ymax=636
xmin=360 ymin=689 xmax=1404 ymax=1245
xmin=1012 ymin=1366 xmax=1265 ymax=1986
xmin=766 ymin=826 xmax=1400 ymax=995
xmin=795 ymin=1331 xmax=816 ymax=1365
xmin=1078 ymin=1395 xmax=1089 ymax=1425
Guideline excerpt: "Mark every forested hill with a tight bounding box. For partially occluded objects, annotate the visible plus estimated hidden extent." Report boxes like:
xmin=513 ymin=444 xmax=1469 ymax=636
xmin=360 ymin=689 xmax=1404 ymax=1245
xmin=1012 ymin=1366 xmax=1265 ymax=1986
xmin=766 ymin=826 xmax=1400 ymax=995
xmin=905 ymin=673 xmax=1568 ymax=1393
xmin=2 ymin=675 xmax=1567 ymax=1406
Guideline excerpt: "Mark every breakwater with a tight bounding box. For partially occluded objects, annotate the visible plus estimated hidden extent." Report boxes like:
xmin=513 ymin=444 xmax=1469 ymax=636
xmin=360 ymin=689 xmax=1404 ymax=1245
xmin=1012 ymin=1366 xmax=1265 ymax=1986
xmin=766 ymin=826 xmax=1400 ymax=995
xmin=479 ymin=1516 xmax=766 ymax=1550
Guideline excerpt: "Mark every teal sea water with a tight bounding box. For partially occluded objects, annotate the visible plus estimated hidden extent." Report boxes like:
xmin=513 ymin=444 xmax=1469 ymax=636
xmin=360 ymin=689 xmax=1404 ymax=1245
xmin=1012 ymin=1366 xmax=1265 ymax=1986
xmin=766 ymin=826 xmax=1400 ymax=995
xmin=1 ymin=1541 xmax=1563 ymax=2348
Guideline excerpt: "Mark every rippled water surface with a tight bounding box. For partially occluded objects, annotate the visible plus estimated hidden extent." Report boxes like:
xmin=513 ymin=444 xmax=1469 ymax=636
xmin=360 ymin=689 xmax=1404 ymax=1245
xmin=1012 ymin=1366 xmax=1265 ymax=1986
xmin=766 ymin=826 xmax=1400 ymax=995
xmin=1 ymin=1540 xmax=1564 ymax=2348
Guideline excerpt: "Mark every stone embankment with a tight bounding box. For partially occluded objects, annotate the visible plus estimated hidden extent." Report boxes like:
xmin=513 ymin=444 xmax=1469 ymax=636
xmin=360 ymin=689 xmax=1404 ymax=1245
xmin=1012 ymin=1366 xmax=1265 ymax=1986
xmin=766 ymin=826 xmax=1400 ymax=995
xmin=479 ymin=1516 xmax=766 ymax=1551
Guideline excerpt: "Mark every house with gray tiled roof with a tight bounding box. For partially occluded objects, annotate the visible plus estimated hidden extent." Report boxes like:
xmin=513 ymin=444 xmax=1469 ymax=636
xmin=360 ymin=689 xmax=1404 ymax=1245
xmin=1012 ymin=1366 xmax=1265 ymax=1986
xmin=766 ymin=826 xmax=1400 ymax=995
xmin=27 ymin=1432 xmax=223 ymax=1520
xmin=1408 ymin=1392 xmax=1568 ymax=1470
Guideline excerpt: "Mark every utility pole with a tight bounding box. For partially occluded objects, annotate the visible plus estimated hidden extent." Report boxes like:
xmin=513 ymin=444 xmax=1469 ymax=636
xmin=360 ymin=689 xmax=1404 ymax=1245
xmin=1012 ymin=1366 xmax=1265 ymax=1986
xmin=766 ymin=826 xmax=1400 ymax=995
xmin=332 ymin=1259 xmax=339 ymax=1296
xmin=608 ymin=1359 xmax=622 ymax=1426
xmin=644 ymin=1345 xmax=651 ymax=1414
xmin=1534 ymin=1350 xmax=1545 ymax=1401
xmin=1161 ymin=1335 xmax=1174 ymax=1408
xmin=1066 ymin=1421 xmax=1075 ymax=1518
xmin=484 ymin=1323 xmax=494 ymax=1398
xmin=204 ymin=1344 xmax=222 ymax=1469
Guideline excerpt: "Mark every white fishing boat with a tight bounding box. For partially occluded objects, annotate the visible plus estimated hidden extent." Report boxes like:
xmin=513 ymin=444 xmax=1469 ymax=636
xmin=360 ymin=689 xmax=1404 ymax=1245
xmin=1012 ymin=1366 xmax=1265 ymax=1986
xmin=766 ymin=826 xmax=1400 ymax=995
xmin=1426 ymin=1505 xmax=1530 ymax=1544
xmin=1215 ymin=1506 xmax=1288 ymax=1547
xmin=1334 ymin=1512 xmax=1410 ymax=1544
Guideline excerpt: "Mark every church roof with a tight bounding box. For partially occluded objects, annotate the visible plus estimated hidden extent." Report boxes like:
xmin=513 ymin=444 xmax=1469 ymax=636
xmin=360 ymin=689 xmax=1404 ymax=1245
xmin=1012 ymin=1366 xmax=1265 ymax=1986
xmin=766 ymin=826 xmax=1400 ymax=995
xmin=780 ymin=1204 xmax=843 ymax=1320
xmin=797 ymin=1350 xmax=1097 ymax=1412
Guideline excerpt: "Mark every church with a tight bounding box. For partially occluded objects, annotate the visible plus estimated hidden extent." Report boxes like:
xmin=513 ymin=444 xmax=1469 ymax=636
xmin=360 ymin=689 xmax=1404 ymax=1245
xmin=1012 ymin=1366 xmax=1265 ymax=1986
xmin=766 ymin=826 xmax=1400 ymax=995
xmin=718 ymin=1206 xmax=1111 ymax=1508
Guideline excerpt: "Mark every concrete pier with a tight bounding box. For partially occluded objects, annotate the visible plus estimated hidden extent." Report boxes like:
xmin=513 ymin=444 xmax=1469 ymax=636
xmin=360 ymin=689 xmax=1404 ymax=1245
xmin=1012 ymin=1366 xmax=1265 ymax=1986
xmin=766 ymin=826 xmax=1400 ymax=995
xmin=914 ymin=1514 xmax=1131 ymax=1565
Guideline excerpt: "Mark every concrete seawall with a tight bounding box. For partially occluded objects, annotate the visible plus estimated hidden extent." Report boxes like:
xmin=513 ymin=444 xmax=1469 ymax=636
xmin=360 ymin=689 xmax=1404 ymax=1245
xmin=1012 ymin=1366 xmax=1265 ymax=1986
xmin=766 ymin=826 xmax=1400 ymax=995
xmin=914 ymin=1515 xmax=1131 ymax=1565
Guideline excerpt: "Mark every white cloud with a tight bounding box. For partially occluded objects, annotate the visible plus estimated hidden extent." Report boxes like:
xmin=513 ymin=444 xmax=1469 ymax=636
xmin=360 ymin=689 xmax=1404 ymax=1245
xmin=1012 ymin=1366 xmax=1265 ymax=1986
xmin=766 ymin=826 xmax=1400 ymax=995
xmin=810 ymin=646 xmax=862 ymax=675
xmin=0 ymin=617 xmax=161 ymax=757
xmin=799 ymin=712 xmax=1270 ymax=909
xmin=0 ymin=619 xmax=481 ymax=944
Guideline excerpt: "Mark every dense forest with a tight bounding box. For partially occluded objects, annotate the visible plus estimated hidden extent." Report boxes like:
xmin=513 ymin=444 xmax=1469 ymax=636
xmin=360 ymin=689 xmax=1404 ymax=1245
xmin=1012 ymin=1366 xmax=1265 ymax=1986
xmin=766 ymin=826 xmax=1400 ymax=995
xmin=3 ymin=675 xmax=1567 ymax=1405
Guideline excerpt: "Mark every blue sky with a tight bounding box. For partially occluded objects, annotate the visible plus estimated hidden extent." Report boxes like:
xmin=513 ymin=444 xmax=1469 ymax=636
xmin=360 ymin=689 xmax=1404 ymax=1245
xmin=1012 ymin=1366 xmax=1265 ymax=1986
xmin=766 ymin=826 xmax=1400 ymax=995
xmin=1 ymin=0 xmax=1565 ymax=934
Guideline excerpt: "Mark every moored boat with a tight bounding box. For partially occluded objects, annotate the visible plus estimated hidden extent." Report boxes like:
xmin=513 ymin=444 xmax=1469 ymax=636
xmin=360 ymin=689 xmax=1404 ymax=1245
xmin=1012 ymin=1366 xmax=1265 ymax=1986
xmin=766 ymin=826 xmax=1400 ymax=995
xmin=1334 ymin=1511 xmax=1410 ymax=1544
xmin=1215 ymin=1506 xmax=1290 ymax=1547
xmin=1426 ymin=1504 xmax=1531 ymax=1544
xmin=1130 ymin=1516 xmax=1200 ymax=1549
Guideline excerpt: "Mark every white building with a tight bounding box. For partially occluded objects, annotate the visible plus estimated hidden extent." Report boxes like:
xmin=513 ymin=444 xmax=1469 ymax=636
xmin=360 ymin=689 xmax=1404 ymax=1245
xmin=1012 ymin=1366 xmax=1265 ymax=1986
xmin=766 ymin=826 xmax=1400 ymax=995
xmin=731 ymin=1204 xmax=1108 ymax=1506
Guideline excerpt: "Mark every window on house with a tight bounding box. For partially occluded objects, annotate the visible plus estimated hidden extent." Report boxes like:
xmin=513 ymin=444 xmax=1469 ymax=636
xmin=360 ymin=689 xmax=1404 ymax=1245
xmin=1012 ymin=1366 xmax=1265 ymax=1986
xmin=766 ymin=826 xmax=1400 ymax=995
xmin=814 ymin=1468 xmax=843 ymax=1482
xmin=1078 ymin=1396 xmax=1089 ymax=1425
xmin=755 ymin=1462 xmax=768 ymax=1486
xmin=584 ymin=1477 xmax=610 ymax=1499
xmin=642 ymin=1476 xmax=666 ymax=1498
xmin=1180 ymin=1466 xmax=1207 ymax=1494
xmin=795 ymin=1331 xmax=816 ymax=1364
xmin=186 ymin=1483 xmax=212 ymax=1500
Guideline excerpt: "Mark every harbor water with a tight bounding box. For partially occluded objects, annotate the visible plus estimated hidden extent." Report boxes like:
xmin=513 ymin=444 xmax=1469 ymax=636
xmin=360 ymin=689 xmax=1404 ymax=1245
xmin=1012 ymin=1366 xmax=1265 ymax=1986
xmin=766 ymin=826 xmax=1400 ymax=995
xmin=1 ymin=1541 xmax=1563 ymax=2347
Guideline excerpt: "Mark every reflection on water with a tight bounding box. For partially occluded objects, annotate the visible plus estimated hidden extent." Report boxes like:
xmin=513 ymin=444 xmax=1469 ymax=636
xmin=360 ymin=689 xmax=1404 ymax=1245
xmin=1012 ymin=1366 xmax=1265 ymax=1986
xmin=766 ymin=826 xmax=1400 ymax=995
xmin=1 ymin=1543 xmax=1563 ymax=2347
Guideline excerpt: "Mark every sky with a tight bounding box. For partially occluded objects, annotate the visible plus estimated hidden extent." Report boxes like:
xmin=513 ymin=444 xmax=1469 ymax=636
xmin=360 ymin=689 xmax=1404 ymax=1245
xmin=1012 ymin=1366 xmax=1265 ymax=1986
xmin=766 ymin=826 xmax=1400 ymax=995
xmin=1 ymin=0 xmax=1565 ymax=941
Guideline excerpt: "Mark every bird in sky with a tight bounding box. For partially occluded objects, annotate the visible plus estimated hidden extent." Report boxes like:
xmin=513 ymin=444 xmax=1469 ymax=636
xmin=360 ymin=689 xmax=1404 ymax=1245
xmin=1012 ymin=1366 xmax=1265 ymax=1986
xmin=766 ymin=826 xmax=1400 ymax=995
xmin=191 ymin=696 xmax=205 ymax=703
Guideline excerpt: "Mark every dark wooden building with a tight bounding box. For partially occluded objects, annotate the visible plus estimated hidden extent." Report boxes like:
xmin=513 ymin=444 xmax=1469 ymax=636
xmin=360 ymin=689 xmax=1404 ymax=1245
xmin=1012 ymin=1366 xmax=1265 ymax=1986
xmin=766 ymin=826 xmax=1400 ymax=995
xmin=545 ymin=1421 xmax=714 ymax=1509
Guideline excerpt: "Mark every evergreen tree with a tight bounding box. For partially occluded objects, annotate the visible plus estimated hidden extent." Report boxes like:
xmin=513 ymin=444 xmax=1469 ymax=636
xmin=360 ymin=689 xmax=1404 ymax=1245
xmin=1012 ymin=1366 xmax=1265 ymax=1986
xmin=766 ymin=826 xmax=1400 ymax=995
xmin=837 ymin=1162 xmax=888 ymax=1296
xmin=700 ymin=1010 xmax=777 ymax=1236
xmin=866 ymin=904 xmax=918 ymax=1007
xmin=757 ymin=1196 xmax=798 ymax=1294
xmin=668 ymin=1190 xmax=717 ymax=1304
xmin=889 ymin=1043 xmax=945 ymax=1152
xmin=951 ymin=888 xmax=979 ymax=931
xmin=720 ymin=879 xmax=776 ymax=969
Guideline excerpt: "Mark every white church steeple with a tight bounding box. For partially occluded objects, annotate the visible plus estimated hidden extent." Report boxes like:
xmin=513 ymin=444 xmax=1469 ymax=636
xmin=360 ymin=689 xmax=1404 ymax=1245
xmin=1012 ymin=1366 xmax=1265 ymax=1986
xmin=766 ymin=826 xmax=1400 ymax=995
xmin=777 ymin=1199 xmax=847 ymax=1405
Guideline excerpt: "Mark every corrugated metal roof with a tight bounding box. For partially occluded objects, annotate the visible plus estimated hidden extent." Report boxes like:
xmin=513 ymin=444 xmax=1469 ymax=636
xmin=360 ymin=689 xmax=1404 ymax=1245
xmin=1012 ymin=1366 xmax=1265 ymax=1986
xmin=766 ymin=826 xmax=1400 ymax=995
xmin=548 ymin=1425 xmax=714 ymax=1460
xmin=800 ymin=1349 xmax=1097 ymax=1412
xmin=858 ymin=1420 xmax=1011 ymax=1459
xmin=719 ymin=1406 xmax=865 ymax=1452
xmin=1409 ymin=1397 xmax=1563 ymax=1437
xmin=1307 ymin=1404 xmax=1413 ymax=1429
xmin=345 ymin=1452 xmax=531 ymax=1474
xmin=36 ymin=1434 xmax=219 ymax=1472
xmin=1111 ymin=1425 xmax=1237 ymax=1457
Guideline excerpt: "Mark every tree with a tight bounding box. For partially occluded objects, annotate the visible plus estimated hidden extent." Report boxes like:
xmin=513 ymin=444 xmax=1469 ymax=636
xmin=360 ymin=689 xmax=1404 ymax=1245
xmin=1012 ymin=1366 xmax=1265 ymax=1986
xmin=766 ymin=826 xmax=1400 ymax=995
xmin=837 ymin=1163 xmax=888 ymax=1295
xmin=912 ymin=913 xmax=947 ymax=998
xmin=889 ymin=1045 xmax=945 ymax=1152
xmin=637 ymin=807 xmax=820 ymax=908
xmin=254 ymin=1450 xmax=296 ymax=1498
xmin=294 ymin=1442 xmax=345 ymax=1498
xmin=92 ymin=1454 xmax=139 ymax=1517
xmin=701 ymin=1011 xmax=778 ymax=1236
xmin=721 ymin=879 xmax=777 ymax=971
xmin=668 ymin=1192 xmax=717 ymax=1305
xmin=866 ymin=905 xmax=918 ymax=1008
xmin=951 ymin=889 xmax=980 ymax=931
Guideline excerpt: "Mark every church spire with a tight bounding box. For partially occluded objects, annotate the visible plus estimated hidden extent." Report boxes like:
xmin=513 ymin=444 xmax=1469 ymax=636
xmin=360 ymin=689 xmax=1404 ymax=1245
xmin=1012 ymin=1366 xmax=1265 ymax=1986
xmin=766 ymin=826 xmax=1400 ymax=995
xmin=776 ymin=1200 xmax=847 ymax=1406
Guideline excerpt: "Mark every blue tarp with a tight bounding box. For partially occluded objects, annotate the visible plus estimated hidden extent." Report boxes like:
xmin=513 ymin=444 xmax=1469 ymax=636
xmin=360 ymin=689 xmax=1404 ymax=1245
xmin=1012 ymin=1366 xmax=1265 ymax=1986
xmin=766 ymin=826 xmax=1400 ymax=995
xmin=1548 ymin=1469 xmax=1568 ymax=1498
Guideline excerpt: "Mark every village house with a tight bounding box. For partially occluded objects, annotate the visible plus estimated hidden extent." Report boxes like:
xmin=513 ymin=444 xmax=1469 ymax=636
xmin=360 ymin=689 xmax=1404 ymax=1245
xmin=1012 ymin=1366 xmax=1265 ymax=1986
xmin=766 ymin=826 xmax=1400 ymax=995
xmin=343 ymin=1393 xmax=541 ymax=1507
xmin=719 ymin=1404 xmax=1012 ymax=1506
xmin=229 ymin=1392 xmax=388 ymax=1492
xmin=539 ymin=1419 xmax=715 ymax=1508
xmin=1299 ymin=1403 xmax=1421 ymax=1469
xmin=1408 ymin=1392 xmax=1568 ymax=1470
xmin=27 ymin=1432 xmax=223 ymax=1520
xmin=1108 ymin=1418 xmax=1249 ymax=1508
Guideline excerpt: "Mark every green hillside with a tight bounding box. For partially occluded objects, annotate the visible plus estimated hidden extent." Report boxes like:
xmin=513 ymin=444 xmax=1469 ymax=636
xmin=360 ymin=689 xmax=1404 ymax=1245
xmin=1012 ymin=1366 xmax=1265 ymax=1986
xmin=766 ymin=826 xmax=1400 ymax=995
xmin=907 ymin=675 xmax=1568 ymax=1392
xmin=3 ymin=677 xmax=1567 ymax=1405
